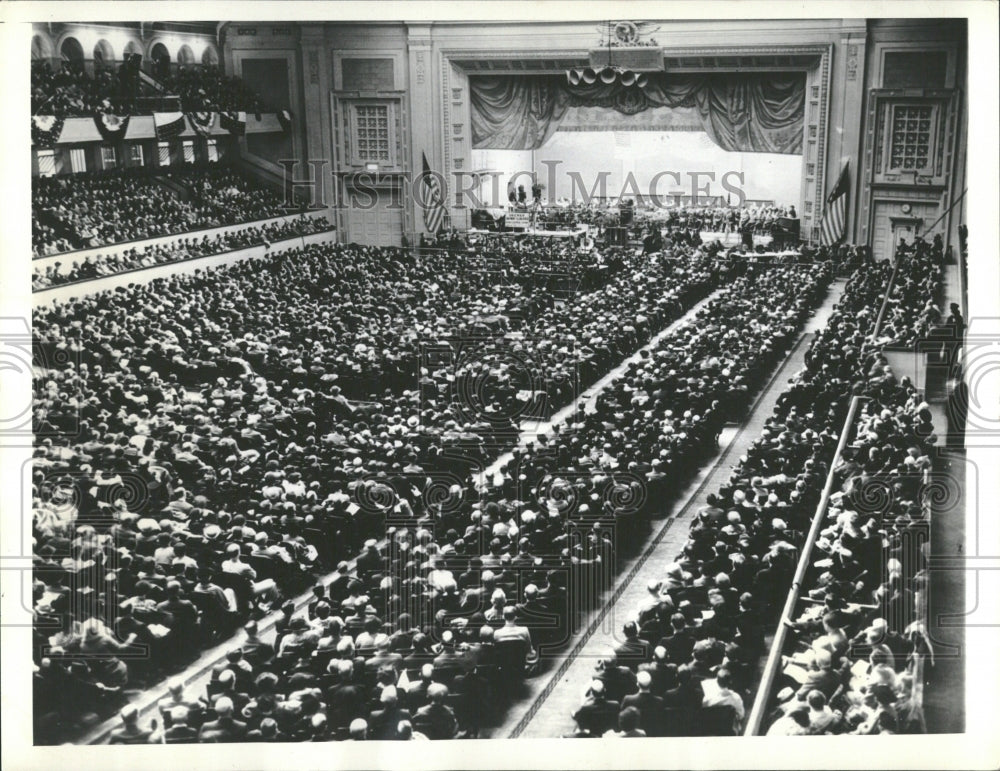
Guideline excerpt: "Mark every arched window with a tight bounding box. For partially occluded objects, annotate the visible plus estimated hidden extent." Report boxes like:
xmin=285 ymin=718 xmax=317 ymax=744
xmin=201 ymin=44 xmax=220 ymax=69
xmin=150 ymin=42 xmax=169 ymax=62
xmin=177 ymin=44 xmax=196 ymax=66
xmin=60 ymin=37 xmax=84 ymax=70
xmin=93 ymin=39 xmax=115 ymax=70
xmin=124 ymin=40 xmax=142 ymax=62
xmin=150 ymin=42 xmax=170 ymax=78
xmin=31 ymin=34 xmax=54 ymax=62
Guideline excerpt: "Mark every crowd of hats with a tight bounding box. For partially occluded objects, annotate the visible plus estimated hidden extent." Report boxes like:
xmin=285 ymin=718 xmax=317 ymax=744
xmin=33 ymin=215 xmax=332 ymax=290
xmin=33 ymin=163 xmax=294 ymax=258
xmin=30 ymin=233 xmax=835 ymax=741
xmin=564 ymin=251 xmax=939 ymax=737
xmin=31 ymin=61 xmax=274 ymax=118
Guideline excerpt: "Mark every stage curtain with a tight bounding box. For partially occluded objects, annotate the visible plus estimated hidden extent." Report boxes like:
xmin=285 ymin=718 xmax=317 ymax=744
xmin=692 ymin=74 xmax=805 ymax=154
xmin=469 ymin=72 xmax=805 ymax=154
xmin=470 ymin=76 xmax=572 ymax=152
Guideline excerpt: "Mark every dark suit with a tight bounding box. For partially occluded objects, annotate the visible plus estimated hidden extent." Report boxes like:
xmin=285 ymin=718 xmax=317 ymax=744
xmin=621 ymin=691 xmax=665 ymax=736
xmin=197 ymin=717 xmax=247 ymax=743
xmin=369 ymin=706 xmax=413 ymax=740
xmin=572 ymin=697 xmax=621 ymax=736
xmin=163 ymin=725 xmax=199 ymax=744
xmin=663 ymin=681 xmax=704 ymax=710
xmin=413 ymin=703 xmax=458 ymax=740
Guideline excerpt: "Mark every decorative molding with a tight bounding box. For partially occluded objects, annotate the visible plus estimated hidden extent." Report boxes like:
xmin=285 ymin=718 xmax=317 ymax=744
xmin=416 ymin=51 xmax=426 ymax=85
xmin=810 ymin=44 xmax=832 ymax=241
xmin=846 ymin=43 xmax=858 ymax=81
xmin=859 ymin=88 xmax=960 ymax=245
xmin=308 ymin=50 xmax=319 ymax=85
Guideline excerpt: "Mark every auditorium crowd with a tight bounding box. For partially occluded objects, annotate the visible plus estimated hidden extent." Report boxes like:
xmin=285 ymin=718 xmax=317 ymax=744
xmin=29 ymin=177 xmax=945 ymax=741
xmin=564 ymin=244 xmax=938 ymax=738
xmin=31 ymin=233 xmax=834 ymax=741
xmin=31 ymin=61 xmax=275 ymax=118
xmin=871 ymin=235 xmax=948 ymax=348
xmin=33 ymin=164 xmax=294 ymax=258
xmin=33 ymin=215 xmax=332 ymax=290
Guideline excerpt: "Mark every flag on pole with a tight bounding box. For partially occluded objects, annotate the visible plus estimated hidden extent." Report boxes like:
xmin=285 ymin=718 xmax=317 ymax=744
xmin=421 ymin=152 xmax=447 ymax=234
xmin=819 ymin=160 xmax=850 ymax=247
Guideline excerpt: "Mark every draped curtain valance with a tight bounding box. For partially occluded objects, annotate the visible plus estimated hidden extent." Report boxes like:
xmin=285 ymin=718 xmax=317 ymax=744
xmin=470 ymin=72 xmax=806 ymax=154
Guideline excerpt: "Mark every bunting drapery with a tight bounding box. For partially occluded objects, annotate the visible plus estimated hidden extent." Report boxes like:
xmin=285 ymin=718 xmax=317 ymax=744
xmin=153 ymin=112 xmax=186 ymax=140
xmin=186 ymin=112 xmax=216 ymax=137
xmin=220 ymin=111 xmax=247 ymax=136
xmin=31 ymin=116 xmax=64 ymax=147
xmin=93 ymin=114 xmax=130 ymax=142
xmin=470 ymin=72 xmax=806 ymax=154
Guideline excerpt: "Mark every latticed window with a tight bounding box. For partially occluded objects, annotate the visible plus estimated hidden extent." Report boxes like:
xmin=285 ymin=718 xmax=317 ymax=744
xmin=889 ymin=105 xmax=932 ymax=171
xmin=353 ymin=104 xmax=391 ymax=163
xmin=36 ymin=149 xmax=56 ymax=177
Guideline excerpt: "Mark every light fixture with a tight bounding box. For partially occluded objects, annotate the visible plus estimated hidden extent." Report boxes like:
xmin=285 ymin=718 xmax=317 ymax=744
xmin=566 ymin=22 xmax=656 ymax=88
xmin=566 ymin=65 xmax=644 ymax=88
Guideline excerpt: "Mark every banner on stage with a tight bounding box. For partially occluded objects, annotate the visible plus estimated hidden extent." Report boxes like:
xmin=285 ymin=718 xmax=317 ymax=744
xmin=506 ymin=211 xmax=531 ymax=229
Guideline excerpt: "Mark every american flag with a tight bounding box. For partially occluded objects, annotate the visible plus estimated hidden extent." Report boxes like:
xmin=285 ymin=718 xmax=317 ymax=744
xmin=421 ymin=153 xmax=447 ymax=234
xmin=820 ymin=160 xmax=850 ymax=247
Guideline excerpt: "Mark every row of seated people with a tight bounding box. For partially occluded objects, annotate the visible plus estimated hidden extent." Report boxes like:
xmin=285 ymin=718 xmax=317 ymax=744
xmin=33 ymin=215 xmax=332 ymax=289
xmin=31 ymin=61 xmax=274 ymax=118
xmin=568 ymin=249 xmax=937 ymax=738
xmin=33 ymin=163 xmax=294 ymax=257
xmin=457 ymin=234 xmax=632 ymax=294
xmin=31 ymin=250 xmax=831 ymax=742
xmin=871 ymin=234 xmax=965 ymax=349
xmin=638 ymin=204 xmax=797 ymax=235
xmin=97 ymin=591 xmax=546 ymax=743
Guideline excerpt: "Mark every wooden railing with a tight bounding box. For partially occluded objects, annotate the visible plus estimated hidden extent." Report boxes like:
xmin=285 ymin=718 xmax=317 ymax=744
xmin=742 ymin=394 xmax=866 ymax=735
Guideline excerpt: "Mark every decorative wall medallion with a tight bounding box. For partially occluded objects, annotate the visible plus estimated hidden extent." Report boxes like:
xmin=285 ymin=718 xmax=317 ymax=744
xmin=416 ymin=52 xmax=426 ymax=85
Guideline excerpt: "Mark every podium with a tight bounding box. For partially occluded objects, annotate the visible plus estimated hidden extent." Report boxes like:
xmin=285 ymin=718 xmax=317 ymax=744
xmin=605 ymin=227 xmax=629 ymax=246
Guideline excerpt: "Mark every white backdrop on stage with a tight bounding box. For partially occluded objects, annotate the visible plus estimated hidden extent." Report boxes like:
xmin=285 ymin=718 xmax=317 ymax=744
xmin=472 ymin=130 xmax=802 ymax=208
